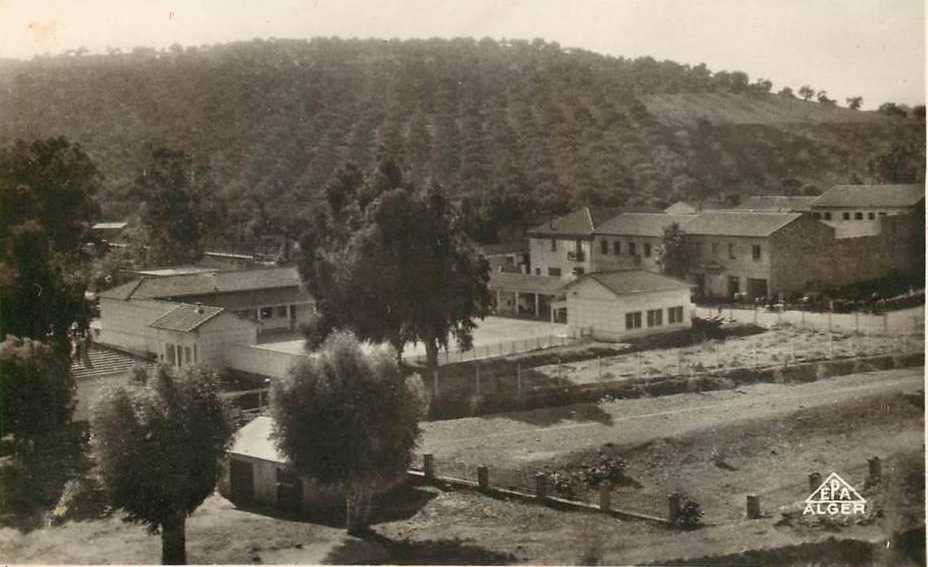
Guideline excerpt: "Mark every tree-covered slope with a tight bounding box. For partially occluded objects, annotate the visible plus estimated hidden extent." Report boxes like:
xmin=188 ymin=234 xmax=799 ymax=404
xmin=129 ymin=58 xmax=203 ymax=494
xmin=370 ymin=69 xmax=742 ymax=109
xmin=0 ymin=37 xmax=922 ymax=239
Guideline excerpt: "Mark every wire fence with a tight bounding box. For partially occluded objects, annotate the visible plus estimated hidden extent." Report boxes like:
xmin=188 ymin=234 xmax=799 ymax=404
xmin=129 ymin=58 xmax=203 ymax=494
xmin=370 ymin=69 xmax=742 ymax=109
xmin=692 ymin=305 xmax=924 ymax=337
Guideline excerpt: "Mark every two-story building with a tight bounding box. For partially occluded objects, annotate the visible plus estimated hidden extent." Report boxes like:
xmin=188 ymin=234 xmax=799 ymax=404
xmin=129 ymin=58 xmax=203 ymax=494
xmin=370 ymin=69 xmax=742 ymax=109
xmin=525 ymin=207 xmax=620 ymax=279
xmin=594 ymin=213 xmax=696 ymax=273
xmin=810 ymin=184 xmax=925 ymax=235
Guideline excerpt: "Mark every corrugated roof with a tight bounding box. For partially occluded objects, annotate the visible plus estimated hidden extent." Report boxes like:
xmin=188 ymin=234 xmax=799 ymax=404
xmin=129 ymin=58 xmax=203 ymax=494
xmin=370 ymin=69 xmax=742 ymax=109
xmin=596 ymin=213 xmax=695 ymax=237
xmin=229 ymin=416 xmax=287 ymax=463
xmin=566 ymin=269 xmax=693 ymax=296
xmin=148 ymin=303 xmax=225 ymax=332
xmin=812 ymin=184 xmax=925 ymax=208
xmin=99 ymin=266 xmax=303 ymax=301
xmin=735 ymin=196 xmax=817 ymax=212
xmin=488 ymin=272 xmax=566 ymax=294
xmin=682 ymin=212 xmax=802 ymax=237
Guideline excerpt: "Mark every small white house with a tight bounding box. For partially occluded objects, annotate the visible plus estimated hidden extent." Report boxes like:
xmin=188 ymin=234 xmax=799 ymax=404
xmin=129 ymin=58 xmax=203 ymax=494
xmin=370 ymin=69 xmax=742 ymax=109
xmin=562 ymin=270 xmax=693 ymax=341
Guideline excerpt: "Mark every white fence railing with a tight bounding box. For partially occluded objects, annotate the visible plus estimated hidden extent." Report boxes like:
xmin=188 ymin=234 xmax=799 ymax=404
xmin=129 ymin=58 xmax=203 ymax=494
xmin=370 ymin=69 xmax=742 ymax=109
xmin=693 ymin=305 xmax=924 ymax=336
xmin=405 ymin=334 xmax=576 ymax=367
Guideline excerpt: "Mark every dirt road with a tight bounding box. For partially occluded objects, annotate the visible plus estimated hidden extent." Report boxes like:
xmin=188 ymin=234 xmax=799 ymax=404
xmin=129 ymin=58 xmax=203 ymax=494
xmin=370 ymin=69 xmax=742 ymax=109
xmin=420 ymin=367 xmax=925 ymax=467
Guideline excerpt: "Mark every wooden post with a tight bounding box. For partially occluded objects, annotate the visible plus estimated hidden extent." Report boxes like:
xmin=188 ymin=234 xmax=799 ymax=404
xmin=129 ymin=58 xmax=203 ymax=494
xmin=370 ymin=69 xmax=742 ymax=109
xmin=516 ymin=362 xmax=523 ymax=398
xmin=752 ymin=340 xmax=758 ymax=369
xmin=477 ymin=465 xmax=489 ymax=491
xmin=753 ymin=307 xmax=758 ymax=324
xmin=558 ymin=357 xmax=563 ymax=381
xmin=867 ymin=457 xmax=882 ymax=485
xmin=423 ymin=453 xmax=434 ymax=481
xmin=883 ymin=313 xmax=889 ymax=334
xmin=475 ymin=363 xmax=481 ymax=397
xmin=809 ymin=472 xmax=822 ymax=492
xmin=433 ymin=369 xmax=439 ymax=400
xmin=636 ymin=351 xmax=641 ymax=379
xmin=828 ymin=332 xmax=833 ymax=359
xmin=828 ymin=311 xmax=832 ymax=333
xmin=855 ymin=311 xmax=860 ymax=333
xmin=746 ymin=494 xmax=761 ymax=519
xmin=535 ymin=473 xmax=548 ymax=502
xmin=668 ymin=493 xmax=681 ymax=525
xmin=801 ymin=309 xmax=806 ymax=329
xmin=677 ymin=349 xmax=682 ymax=376
xmin=598 ymin=484 xmax=611 ymax=512
xmin=257 ymin=388 xmax=263 ymax=410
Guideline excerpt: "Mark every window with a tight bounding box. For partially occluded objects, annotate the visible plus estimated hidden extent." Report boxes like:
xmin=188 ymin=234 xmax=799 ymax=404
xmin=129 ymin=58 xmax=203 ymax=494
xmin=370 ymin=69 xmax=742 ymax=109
xmin=548 ymin=267 xmax=562 ymax=277
xmin=166 ymin=344 xmax=176 ymax=365
xmin=644 ymin=243 xmax=652 ymax=257
xmin=711 ymin=242 xmax=719 ymax=256
xmin=879 ymin=212 xmax=887 ymax=217
xmin=276 ymin=305 xmax=288 ymax=317
xmin=193 ymin=344 xmax=198 ymax=363
xmin=534 ymin=268 xmax=541 ymax=275
xmin=260 ymin=307 xmax=273 ymax=319
xmin=842 ymin=212 xmax=851 ymax=220
xmin=625 ymin=311 xmax=642 ymax=330
xmin=728 ymin=243 xmax=736 ymax=259
xmin=824 ymin=212 xmax=832 ymax=220
xmin=752 ymin=244 xmax=761 ymax=261
xmin=550 ymin=239 xmax=557 ymax=252
xmin=184 ymin=346 xmax=192 ymax=364
xmin=613 ymin=241 xmax=621 ymax=255
xmin=812 ymin=212 xmax=821 ymax=220
xmin=647 ymin=309 xmax=663 ymax=327
xmin=867 ymin=212 xmax=875 ymax=220
xmin=668 ymin=306 xmax=684 ymax=324
xmin=573 ymin=267 xmax=585 ymax=276
xmin=854 ymin=212 xmax=864 ymax=220
xmin=629 ymin=242 xmax=637 ymax=256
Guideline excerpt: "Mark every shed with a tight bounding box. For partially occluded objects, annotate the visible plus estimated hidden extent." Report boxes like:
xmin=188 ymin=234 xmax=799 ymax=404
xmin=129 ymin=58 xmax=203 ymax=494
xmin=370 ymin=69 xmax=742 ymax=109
xmin=562 ymin=270 xmax=694 ymax=341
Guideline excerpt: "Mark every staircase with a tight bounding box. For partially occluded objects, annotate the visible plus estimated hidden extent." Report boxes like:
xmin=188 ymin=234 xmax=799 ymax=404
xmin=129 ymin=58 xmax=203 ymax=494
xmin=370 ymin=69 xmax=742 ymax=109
xmin=71 ymin=345 xmax=152 ymax=381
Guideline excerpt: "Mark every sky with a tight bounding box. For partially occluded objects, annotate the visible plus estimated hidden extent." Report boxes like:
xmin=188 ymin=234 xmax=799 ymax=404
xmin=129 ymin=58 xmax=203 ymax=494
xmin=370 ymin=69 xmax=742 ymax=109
xmin=0 ymin=0 xmax=924 ymax=109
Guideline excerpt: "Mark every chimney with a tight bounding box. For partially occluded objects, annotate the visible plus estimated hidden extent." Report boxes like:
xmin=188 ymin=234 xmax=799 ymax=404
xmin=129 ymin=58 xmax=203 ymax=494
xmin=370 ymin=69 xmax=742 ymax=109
xmin=195 ymin=302 xmax=204 ymax=314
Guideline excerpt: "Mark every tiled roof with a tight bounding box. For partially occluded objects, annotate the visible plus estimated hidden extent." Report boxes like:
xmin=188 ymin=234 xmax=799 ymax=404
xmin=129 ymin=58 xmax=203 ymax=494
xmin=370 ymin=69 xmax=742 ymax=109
xmin=596 ymin=213 xmax=695 ymax=237
xmin=99 ymin=267 xmax=303 ymax=301
xmin=479 ymin=240 xmax=528 ymax=256
xmin=230 ymin=416 xmax=287 ymax=463
xmin=735 ymin=196 xmax=818 ymax=212
xmin=812 ymin=184 xmax=925 ymax=208
xmin=664 ymin=202 xmax=698 ymax=215
xmin=527 ymin=207 xmax=621 ymax=238
xmin=148 ymin=303 xmax=225 ymax=332
xmin=488 ymin=272 xmax=566 ymax=294
xmin=681 ymin=212 xmax=802 ymax=237
xmin=566 ymin=269 xmax=693 ymax=296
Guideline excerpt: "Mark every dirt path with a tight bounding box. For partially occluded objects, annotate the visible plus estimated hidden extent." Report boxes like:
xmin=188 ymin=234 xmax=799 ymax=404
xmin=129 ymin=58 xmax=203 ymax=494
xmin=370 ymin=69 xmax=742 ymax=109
xmin=420 ymin=367 xmax=925 ymax=469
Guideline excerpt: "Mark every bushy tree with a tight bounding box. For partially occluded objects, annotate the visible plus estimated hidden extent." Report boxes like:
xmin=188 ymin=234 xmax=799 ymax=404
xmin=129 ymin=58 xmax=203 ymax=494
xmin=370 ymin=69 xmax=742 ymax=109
xmin=91 ymin=365 xmax=233 ymax=564
xmin=0 ymin=336 xmax=75 ymax=455
xmin=132 ymin=148 xmax=219 ymax=265
xmin=657 ymin=222 xmax=690 ymax=279
xmin=878 ymin=102 xmax=908 ymax=118
xmin=846 ymin=96 xmax=863 ymax=110
xmin=798 ymin=85 xmax=815 ymax=101
xmin=270 ymin=331 xmax=426 ymax=534
xmin=868 ymin=142 xmax=925 ymax=183
xmin=0 ymin=138 xmax=100 ymax=351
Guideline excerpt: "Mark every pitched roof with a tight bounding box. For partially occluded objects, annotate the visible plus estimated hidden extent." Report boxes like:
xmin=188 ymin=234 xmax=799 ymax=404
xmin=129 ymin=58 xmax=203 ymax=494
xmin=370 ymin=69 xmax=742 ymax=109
xmin=527 ymin=207 xmax=621 ymax=238
xmin=735 ymin=195 xmax=818 ymax=212
xmin=812 ymin=184 xmax=925 ymax=208
xmin=566 ymin=269 xmax=693 ymax=296
xmin=479 ymin=240 xmax=528 ymax=256
xmin=596 ymin=213 xmax=695 ymax=237
xmin=229 ymin=416 xmax=287 ymax=463
xmin=664 ymin=202 xmax=698 ymax=215
xmin=148 ymin=303 xmax=225 ymax=332
xmin=488 ymin=272 xmax=566 ymax=294
xmin=98 ymin=266 xmax=303 ymax=301
xmin=681 ymin=212 xmax=802 ymax=237
xmin=92 ymin=221 xmax=129 ymax=231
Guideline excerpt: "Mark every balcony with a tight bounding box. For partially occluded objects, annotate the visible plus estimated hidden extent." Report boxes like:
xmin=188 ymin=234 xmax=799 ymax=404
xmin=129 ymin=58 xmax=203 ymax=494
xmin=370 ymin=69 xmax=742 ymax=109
xmin=567 ymin=250 xmax=586 ymax=262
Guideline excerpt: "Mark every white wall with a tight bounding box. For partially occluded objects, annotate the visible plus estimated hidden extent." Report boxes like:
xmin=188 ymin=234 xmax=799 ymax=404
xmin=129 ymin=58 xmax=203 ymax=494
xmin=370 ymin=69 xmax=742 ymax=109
xmin=566 ymin=280 xmax=692 ymax=342
xmin=97 ymin=299 xmax=175 ymax=355
xmin=528 ymin=236 xmax=592 ymax=279
xmin=224 ymin=344 xmax=306 ymax=378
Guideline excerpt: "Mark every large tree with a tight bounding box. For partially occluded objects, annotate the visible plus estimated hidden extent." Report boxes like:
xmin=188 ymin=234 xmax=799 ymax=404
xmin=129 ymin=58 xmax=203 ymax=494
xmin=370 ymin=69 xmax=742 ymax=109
xmin=132 ymin=148 xmax=219 ymax=265
xmin=0 ymin=336 xmax=75 ymax=455
xmin=656 ymin=222 xmax=691 ymax=279
xmin=270 ymin=331 xmax=425 ymax=534
xmin=0 ymin=138 xmax=101 ymax=351
xmin=299 ymin=158 xmax=492 ymax=367
xmin=91 ymin=365 xmax=233 ymax=564
xmin=868 ymin=142 xmax=926 ymax=183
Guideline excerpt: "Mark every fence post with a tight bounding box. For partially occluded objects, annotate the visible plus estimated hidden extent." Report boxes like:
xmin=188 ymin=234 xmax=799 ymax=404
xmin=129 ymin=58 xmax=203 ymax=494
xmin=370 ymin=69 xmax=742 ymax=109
xmin=883 ymin=313 xmax=889 ymax=334
xmin=475 ymin=363 xmax=481 ymax=397
xmin=801 ymin=309 xmax=805 ymax=329
xmin=477 ymin=465 xmax=489 ymax=491
xmin=828 ymin=332 xmax=833 ymax=359
xmin=828 ymin=311 xmax=832 ymax=333
xmin=855 ymin=311 xmax=860 ymax=333
xmin=752 ymin=339 xmax=758 ymax=369
xmin=668 ymin=493 xmax=681 ymax=525
xmin=423 ymin=453 xmax=434 ymax=481
xmin=257 ymin=388 xmax=263 ymax=410
xmin=433 ymin=369 xmax=439 ymax=401
xmin=746 ymin=494 xmax=761 ymax=519
xmin=753 ymin=307 xmax=758 ymax=324
xmin=913 ymin=314 xmax=920 ymax=335
xmin=599 ymin=484 xmax=611 ymax=512
xmin=558 ymin=357 xmax=563 ymax=381
xmin=677 ymin=348 xmax=682 ymax=376
xmin=535 ymin=473 xmax=548 ymax=502
xmin=516 ymin=362 xmax=523 ymax=397
xmin=636 ymin=351 xmax=641 ymax=379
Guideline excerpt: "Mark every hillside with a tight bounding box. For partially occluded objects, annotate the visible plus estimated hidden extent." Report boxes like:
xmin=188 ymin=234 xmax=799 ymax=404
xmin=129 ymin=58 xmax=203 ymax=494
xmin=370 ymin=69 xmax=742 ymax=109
xmin=0 ymin=38 xmax=922 ymax=244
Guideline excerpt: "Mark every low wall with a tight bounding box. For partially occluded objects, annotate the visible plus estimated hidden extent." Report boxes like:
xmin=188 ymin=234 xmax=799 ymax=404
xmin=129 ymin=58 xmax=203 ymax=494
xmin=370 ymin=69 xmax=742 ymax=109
xmin=224 ymin=344 xmax=307 ymax=379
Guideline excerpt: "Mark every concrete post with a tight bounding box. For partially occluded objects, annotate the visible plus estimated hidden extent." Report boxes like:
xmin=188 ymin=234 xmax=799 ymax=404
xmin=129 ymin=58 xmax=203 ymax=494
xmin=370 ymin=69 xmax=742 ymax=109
xmin=868 ymin=457 xmax=882 ymax=485
xmin=668 ymin=493 xmax=681 ymax=525
xmin=746 ymin=494 xmax=761 ymax=519
xmin=535 ymin=473 xmax=548 ymax=502
xmin=423 ymin=453 xmax=434 ymax=481
xmin=809 ymin=472 xmax=822 ymax=492
xmin=598 ymin=484 xmax=611 ymax=512
xmin=477 ymin=465 xmax=489 ymax=491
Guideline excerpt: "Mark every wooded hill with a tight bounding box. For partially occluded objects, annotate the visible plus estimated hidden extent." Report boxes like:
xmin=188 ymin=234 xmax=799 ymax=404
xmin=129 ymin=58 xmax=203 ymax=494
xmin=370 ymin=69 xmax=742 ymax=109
xmin=0 ymin=38 xmax=923 ymax=244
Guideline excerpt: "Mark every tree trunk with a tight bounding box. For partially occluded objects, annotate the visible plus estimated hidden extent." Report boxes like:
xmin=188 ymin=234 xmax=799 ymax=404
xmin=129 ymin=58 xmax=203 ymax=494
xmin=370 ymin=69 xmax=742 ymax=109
xmin=345 ymin=482 xmax=374 ymax=536
xmin=161 ymin=511 xmax=187 ymax=565
xmin=425 ymin=340 xmax=439 ymax=370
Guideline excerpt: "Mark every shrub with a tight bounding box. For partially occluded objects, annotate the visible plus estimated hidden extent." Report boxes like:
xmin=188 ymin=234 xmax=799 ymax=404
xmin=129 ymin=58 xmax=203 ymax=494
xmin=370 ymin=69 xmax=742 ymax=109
xmin=672 ymin=494 xmax=703 ymax=530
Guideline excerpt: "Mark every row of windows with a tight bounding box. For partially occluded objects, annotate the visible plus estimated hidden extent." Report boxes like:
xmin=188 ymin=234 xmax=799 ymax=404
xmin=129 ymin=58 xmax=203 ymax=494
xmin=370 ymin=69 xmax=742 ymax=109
xmin=710 ymin=243 xmax=763 ymax=261
xmin=599 ymin=239 xmax=652 ymax=257
xmin=625 ymin=306 xmax=685 ymax=330
xmin=165 ymin=343 xmax=197 ymax=367
xmin=534 ymin=266 xmax=586 ymax=277
xmin=812 ymin=211 xmax=888 ymax=221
